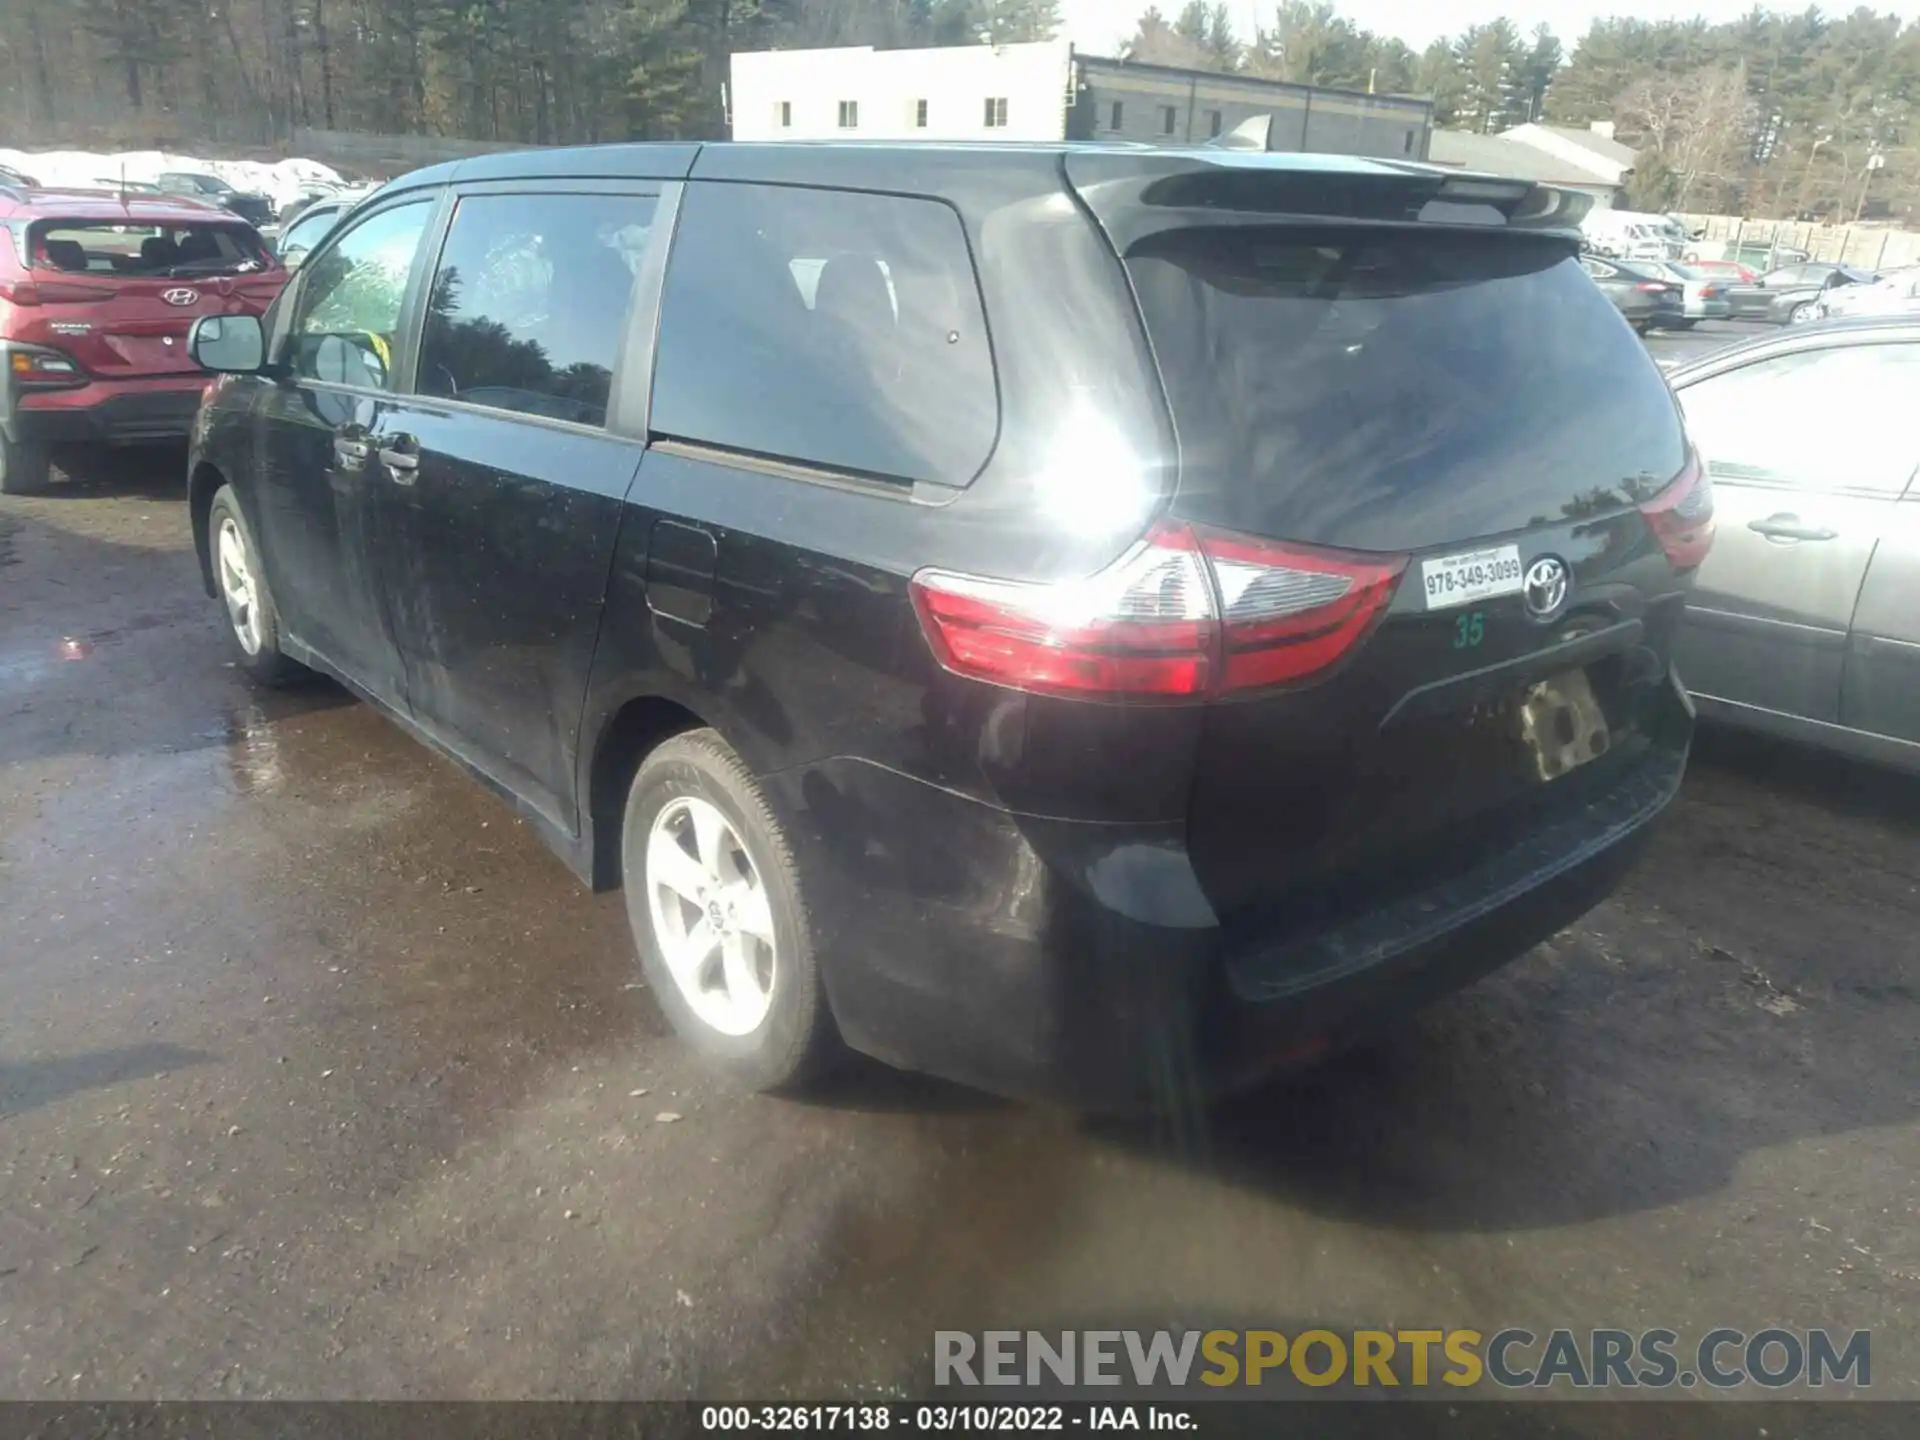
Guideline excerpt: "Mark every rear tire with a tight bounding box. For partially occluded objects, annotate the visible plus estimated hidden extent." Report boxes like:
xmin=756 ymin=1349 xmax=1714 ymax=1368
xmin=622 ymin=729 xmax=838 ymax=1092
xmin=207 ymin=485 xmax=304 ymax=685
xmin=0 ymin=435 xmax=52 ymax=496
xmin=1787 ymin=301 xmax=1815 ymax=325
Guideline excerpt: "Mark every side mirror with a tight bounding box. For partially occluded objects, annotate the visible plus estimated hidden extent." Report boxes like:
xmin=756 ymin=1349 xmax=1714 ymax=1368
xmin=189 ymin=313 xmax=266 ymax=373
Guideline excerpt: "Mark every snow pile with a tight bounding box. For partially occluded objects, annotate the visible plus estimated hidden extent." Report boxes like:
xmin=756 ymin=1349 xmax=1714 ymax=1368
xmin=0 ymin=148 xmax=346 ymax=211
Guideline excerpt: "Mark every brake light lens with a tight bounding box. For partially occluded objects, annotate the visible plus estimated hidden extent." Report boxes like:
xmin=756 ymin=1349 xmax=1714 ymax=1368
xmin=910 ymin=522 xmax=1408 ymax=701
xmin=1201 ymin=531 xmax=1408 ymax=690
xmin=1639 ymin=447 xmax=1715 ymax=572
xmin=911 ymin=523 xmax=1216 ymax=699
xmin=1635 ymin=281 xmax=1667 ymax=293
xmin=0 ymin=278 xmax=116 ymax=306
xmin=7 ymin=343 xmax=88 ymax=388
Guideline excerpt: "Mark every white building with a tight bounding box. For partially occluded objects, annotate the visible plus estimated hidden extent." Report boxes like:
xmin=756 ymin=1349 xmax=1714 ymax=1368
xmin=728 ymin=43 xmax=1434 ymax=162
xmin=730 ymin=41 xmax=1074 ymax=144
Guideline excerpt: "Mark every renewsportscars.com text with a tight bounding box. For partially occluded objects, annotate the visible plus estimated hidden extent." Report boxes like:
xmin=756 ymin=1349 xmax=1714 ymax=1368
xmin=933 ymin=1327 xmax=1870 ymax=1392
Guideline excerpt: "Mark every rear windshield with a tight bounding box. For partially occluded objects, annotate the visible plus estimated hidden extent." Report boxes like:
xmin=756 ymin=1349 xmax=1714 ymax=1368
xmin=1127 ymin=226 xmax=1688 ymax=552
xmin=29 ymin=220 xmax=272 ymax=278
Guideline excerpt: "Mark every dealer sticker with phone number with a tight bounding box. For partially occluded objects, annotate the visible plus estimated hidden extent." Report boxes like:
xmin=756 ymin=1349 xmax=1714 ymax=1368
xmin=1421 ymin=544 xmax=1524 ymax=610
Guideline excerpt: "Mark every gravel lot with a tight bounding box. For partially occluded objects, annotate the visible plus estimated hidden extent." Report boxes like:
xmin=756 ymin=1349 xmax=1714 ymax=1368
xmin=1 ymin=449 xmax=1916 ymax=1428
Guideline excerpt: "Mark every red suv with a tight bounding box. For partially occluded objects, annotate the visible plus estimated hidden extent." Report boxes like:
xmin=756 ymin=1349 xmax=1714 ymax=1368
xmin=0 ymin=182 xmax=286 ymax=493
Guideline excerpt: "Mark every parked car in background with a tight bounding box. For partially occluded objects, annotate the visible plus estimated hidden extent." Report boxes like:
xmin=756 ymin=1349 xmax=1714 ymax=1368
xmin=1580 ymin=208 xmax=1687 ymax=262
xmin=280 ymin=182 xmax=379 ymax=231
xmin=1581 ymin=254 xmax=1685 ymax=334
xmin=181 ymin=142 xmax=1704 ymax=1107
xmin=0 ymin=186 xmax=286 ymax=493
xmin=0 ymin=162 xmax=40 ymax=188
xmin=271 ymin=196 xmax=352 ymax=270
xmin=1724 ymin=262 xmax=1876 ymax=324
xmin=1669 ymin=316 xmax=1920 ymax=772
xmin=1817 ymin=268 xmax=1920 ymax=322
xmin=1684 ymin=258 xmax=1758 ymax=285
xmin=1646 ymin=261 xmax=1732 ymax=324
xmin=157 ymin=170 xmax=276 ymax=227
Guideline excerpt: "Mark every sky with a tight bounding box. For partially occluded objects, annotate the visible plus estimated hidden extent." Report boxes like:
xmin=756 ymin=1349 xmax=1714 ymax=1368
xmin=1061 ymin=0 xmax=1920 ymax=57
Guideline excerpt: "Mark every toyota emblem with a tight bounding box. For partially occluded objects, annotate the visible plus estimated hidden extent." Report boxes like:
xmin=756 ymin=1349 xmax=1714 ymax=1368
xmin=1523 ymin=556 xmax=1570 ymax=620
xmin=161 ymin=287 xmax=200 ymax=307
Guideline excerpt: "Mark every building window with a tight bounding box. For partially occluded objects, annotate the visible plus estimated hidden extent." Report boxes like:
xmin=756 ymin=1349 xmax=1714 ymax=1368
xmin=1109 ymin=101 xmax=1123 ymax=130
xmin=915 ymin=98 xmax=928 ymax=128
xmin=1207 ymin=109 xmax=1222 ymax=138
xmin=777 ymin=101 xmax=792 ymax=129
xmin=838 ymin=100 xmax=858 ymax=129
xmin=983 ymin=96 xmax=1008 ymax=128
xmin=1403 ymin=130 xmax=1415 ymax=154
xmin=1161 ymin=105 xmax=1178 ymax=135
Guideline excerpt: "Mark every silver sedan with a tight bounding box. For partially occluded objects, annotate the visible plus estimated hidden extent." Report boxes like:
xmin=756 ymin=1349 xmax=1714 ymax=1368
xmin=1668 ymin=316 xmax=1920 ymax=771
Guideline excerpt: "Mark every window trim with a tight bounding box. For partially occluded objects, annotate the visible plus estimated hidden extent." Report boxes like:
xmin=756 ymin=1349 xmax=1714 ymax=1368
xmin=1207 ymin=110 xmax=1222 ymax=138
xmin=402 ymin=180 xmax=678 ymax=438
xmin=1109 ymin=100 xmax=1123 ymax=130
xmin=275 ymin=186 xmax=448 ymax=398
xmin=1161 ymin=105 xmax=1178 ymax=136
xmin=914 ymin=98 xmax=929 ymax=128
xmin=837 ymin=99 xmax=859 ymax=129
xmin=777 ymin=100 xmax=792 ymax=128
xmin=984 ymin=96 xmax=1008 ymax=129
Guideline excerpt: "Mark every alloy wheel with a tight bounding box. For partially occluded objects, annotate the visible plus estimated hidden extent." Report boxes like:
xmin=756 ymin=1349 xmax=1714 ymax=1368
xmin=645 ymin=795 xmax=777 ymax=1037
xmin=217 ymin=516 xmax=265 ymax=655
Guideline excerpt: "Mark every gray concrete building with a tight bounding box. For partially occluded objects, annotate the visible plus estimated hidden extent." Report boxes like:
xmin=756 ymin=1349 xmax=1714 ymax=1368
xmin=1066 ymin=55 xmax=1433 ymax=163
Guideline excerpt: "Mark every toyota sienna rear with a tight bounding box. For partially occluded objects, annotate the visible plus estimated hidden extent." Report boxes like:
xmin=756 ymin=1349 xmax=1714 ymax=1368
xmin=184 ymin=143 xmax=1706 ymax=1109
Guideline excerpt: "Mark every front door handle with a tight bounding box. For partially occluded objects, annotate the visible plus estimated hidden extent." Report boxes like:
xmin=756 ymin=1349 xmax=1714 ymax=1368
xmin=1749 ymin=514 xmax=1838 ymax=543
xmin=376 ymin=435 xmax=420 ymax=485
xmin=334 ymin=436 xmax=371 ymax=466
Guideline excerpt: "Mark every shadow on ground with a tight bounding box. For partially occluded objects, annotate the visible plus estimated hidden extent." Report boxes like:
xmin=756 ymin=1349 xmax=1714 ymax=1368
xmin=0 ymin=1043 xmax=214 ymax=1118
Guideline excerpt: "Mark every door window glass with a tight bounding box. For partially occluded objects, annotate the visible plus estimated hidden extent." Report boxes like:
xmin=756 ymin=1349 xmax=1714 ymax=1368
xmin=416 ymin=192 xmax=657 ymax=428
xmin=650 ymin=183 xmax=998 ymax=486
xmin=277 ymin=207 xmax=339 ymax=266
xmin=1680 ymin=343 xmax=1920 ymax=494
xmin=290 ymin=200 xmax=433 ymax=390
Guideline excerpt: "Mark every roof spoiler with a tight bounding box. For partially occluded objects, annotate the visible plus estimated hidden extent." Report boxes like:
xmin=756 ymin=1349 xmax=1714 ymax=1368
xmin=1064 ymin=152 xmax=1593 ymax=254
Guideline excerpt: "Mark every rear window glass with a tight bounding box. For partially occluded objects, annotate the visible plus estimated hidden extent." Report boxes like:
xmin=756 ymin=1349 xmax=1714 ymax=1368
xmin=650 ymin=182 xmax=998 ymax=486
xmin=30 ymin=221 xmax=271 ymax=277
xmin=1126 ymin=226 xmax=1688 ymax=551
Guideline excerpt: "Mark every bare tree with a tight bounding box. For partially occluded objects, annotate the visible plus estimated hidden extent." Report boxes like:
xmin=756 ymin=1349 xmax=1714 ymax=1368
xmin=1617 ymin=64 xmax=1754 ymax=210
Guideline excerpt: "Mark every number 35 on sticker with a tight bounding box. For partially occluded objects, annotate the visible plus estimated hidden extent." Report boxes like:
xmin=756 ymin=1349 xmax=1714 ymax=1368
xmin=1453 ymin=611 xmax=1486 ymax=650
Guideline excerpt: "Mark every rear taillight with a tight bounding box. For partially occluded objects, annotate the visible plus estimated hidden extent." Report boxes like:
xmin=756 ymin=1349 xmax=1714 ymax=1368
xmin=6 ymin=343 xmax=88 ymax=389
xmin=1200 ymin=530 xmax=1407 ymax=690
xmin=910 ymin=522 xmax=1407 ymax=702
xmin=1639 ymin=448 xmax=1715 ymax=572
xmin=0 ymin=278 xmax=116 ymax=305
xmin=1635 ymin=281 xmax=1667 ymax=293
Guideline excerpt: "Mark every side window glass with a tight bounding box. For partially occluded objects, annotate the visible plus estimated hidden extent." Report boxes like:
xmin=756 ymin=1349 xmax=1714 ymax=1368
xmin=278 ymin=210 xmax=334 ymax=265
xmin=1681 ymin=343 xmax=1920 ymax=495
xmin=416 ymin=192 xmax=656 ymax=428
xmin=650 ymin=182 xmax=999 ymax=487
xmin=290 ymin=200 xmax=433 ymax=390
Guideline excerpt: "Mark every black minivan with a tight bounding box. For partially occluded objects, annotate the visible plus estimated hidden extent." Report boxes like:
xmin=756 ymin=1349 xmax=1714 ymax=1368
xmin=185 ymin=142 xmax=1710 ymax=1109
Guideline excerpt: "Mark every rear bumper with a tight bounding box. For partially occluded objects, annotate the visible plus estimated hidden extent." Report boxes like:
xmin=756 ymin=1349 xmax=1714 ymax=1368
xmin=5 ymin=377 xmax=204 ymax=446
xmin=766 ymin=674 xmax=1691 ymax=1110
